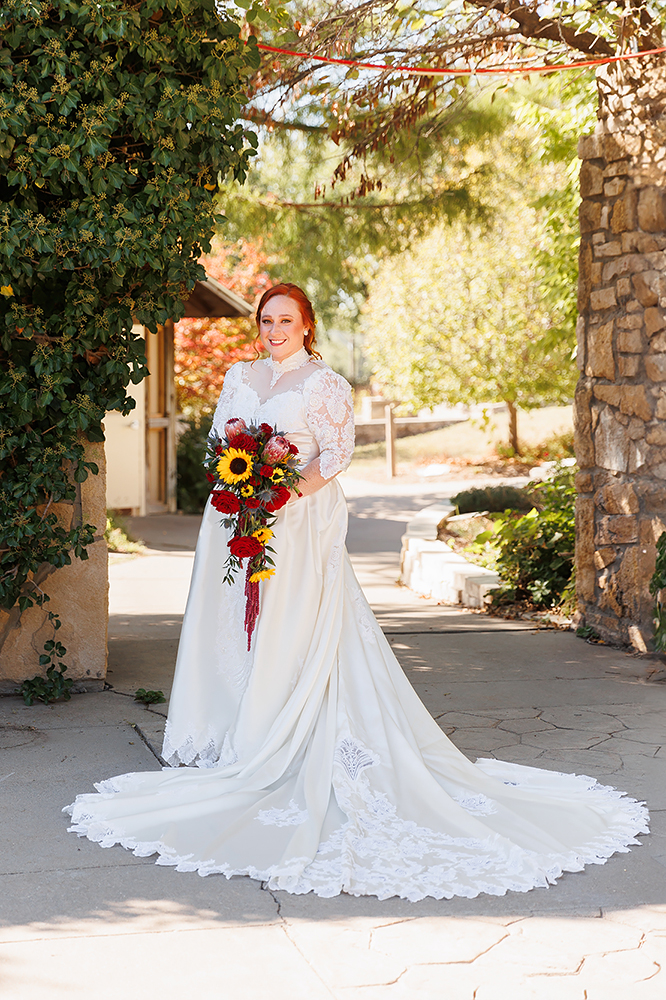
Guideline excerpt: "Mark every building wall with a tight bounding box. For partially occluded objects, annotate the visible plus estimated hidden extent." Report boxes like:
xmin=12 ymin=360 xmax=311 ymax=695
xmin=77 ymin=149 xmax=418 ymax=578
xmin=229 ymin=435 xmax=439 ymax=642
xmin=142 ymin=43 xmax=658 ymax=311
xmin=575 ymin=57 xmax=666 ymax=650
xmin=105 ymin=322 xmax=177 ymax=515
xmin=0 ymin=440 xmax=108 ymax=691
xmin=105 ymin=376 xmax=146 ymax=515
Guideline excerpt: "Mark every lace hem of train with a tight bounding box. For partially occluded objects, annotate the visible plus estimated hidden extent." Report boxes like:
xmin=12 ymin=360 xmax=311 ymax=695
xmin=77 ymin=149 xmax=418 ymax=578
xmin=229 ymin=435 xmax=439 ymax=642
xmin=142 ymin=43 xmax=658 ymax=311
xmin=161 ymin=723 xmax=224 ymax=768
xmin=64 ymin=762 xmax=649 ymax=902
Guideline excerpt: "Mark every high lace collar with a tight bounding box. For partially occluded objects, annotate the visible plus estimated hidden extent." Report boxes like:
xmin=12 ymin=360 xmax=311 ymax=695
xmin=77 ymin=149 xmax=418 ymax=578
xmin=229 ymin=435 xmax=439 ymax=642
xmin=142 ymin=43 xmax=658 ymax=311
xmin=266 ymin=346 xmax=312 ymax=387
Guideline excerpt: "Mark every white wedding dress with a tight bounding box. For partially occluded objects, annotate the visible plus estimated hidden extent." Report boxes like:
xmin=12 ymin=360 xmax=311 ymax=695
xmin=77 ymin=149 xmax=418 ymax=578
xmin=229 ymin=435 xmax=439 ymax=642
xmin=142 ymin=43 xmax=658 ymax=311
xmin=65 ymin=349 xmax=649 ymax=900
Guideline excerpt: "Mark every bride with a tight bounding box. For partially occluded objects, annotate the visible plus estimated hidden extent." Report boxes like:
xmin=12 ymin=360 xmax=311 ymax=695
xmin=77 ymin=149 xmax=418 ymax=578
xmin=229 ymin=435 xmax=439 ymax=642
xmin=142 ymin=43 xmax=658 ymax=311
xmin=66 ymin=283 xmax=648 ymax=901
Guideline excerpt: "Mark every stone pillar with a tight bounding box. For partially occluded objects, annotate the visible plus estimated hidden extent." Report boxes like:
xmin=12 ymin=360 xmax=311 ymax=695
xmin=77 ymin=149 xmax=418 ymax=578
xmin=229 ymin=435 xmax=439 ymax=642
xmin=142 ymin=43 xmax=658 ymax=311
xmin=575 ymin=57 xmax=666 ymax=651
xmin=0 ymin=440 xmax=108 ymax=692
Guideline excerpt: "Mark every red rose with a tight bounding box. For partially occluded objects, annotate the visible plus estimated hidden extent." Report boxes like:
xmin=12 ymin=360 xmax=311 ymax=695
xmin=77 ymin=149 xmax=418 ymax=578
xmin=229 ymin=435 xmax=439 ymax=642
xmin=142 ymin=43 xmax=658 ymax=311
xmin=233 ymin=432 xmax=258 ymax=453
xmin=228 ymin=535 xmax=263 ymax=558
xmin=259 ymin=464 xmax=273 ymax=478
xmin=260 ymin=423 xmax=273 ymax=436
xmin=206 ymin=472 xmax=215 ymax=483
xmin=265 ymin=486 xmax=291 ymax=512
xmin=210 ymin=490 xmax=241 ymax=514
xmin=288 ymin=443 xmax=299 ymax=455
xmin=215 ymin=445 xmax=223 ymax=456
xmin=244 ymin=497 xmax=262 ymax=509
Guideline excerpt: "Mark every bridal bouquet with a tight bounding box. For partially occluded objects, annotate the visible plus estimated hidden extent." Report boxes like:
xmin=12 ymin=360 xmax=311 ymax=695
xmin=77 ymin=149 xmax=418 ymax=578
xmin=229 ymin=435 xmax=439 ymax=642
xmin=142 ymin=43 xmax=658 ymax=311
xmin=204 ymin=418 xmax=303 ymax=648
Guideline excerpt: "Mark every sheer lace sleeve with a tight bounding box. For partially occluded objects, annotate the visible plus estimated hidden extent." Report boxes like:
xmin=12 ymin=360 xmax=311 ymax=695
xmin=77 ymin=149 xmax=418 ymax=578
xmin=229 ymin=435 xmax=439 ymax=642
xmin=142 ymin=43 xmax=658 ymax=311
xmin=302 ymin=367 xmax=355 ymax=480
xmin=211 ymin=363 xmax=244 ymax=439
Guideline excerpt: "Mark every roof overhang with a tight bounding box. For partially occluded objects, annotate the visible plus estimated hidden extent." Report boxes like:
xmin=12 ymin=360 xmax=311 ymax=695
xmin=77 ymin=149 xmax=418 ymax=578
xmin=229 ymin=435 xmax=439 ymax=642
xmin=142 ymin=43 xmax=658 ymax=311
xmin=183 ymin=275 xmax=254 ymax=319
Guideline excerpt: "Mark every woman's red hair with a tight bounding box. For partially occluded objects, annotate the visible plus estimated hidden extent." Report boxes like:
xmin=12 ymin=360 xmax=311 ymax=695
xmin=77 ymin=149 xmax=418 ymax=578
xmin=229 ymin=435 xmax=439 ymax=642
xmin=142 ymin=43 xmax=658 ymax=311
xmin=255 ymin=283 xmax=321 ymax=359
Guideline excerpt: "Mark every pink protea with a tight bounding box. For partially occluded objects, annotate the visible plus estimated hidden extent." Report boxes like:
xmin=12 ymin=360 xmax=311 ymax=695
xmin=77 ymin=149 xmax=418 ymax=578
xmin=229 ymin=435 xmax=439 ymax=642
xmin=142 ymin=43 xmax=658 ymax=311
xmin=262 ymin=435 xmax=291 ymax=464
xmin=225 ymin=417 xmax=247 ymax=442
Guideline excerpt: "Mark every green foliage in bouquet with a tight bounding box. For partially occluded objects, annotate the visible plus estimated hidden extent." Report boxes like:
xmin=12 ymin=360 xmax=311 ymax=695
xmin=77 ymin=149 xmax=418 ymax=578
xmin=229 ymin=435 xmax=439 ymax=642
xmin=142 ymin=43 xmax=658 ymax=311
xmin=490 ymin=466 xmax=576 ymax=609
xmin=0 ymin=0 xmax=260 ymax=617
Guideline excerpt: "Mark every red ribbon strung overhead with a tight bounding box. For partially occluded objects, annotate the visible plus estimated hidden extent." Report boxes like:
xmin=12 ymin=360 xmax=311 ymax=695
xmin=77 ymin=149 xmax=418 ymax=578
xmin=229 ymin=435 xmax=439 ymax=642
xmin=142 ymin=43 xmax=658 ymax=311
xmin=257 ymin=42 xmax=666 ymax=78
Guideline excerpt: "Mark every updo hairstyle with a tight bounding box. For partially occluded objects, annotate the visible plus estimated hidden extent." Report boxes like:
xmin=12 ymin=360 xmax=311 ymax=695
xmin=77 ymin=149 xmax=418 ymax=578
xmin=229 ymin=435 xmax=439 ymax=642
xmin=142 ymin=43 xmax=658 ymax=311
xmin=255 ymin=283 xmax=322 ymax=359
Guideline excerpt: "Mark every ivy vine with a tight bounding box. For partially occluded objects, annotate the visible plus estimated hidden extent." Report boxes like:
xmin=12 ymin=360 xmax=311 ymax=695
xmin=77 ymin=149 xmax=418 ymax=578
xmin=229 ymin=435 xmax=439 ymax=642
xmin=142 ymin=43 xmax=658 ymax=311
xmin=0 ymin=1 xmax=259 ymax=638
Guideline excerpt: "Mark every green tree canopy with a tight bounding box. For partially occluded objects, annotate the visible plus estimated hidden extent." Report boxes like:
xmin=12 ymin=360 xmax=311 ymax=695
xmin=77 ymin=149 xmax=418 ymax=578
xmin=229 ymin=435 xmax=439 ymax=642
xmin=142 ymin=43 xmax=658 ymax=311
xmin=363 ymin=192 xmax=577 ymax=453
xmin=250 ymin=1 xmax=664 ymax=189
xmin=218 ymin=99 xmax=508 ymax=333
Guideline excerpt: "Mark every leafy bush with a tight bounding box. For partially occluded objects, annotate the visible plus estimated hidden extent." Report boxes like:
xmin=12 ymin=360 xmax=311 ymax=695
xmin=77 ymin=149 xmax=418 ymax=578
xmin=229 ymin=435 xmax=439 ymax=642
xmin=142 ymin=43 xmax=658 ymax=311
xmin=0 ymin=1 xmax=258 ymax=619
xmin=177 ymin=416 xmax=213 ymax=513
xmin=496 ymin=429 xmax=575 ymax=463
xmin=490 ymin=465 xmax=576 ymax=608
xmin=105 ymin=511 xmax=145 ymax=553
xmin=450 ymin=485 xmax=536 ymax=515
xmin=134 ymin=687 xmax=166 ymax=705
xmin=16 ymin=611 xmax=73 ymax=705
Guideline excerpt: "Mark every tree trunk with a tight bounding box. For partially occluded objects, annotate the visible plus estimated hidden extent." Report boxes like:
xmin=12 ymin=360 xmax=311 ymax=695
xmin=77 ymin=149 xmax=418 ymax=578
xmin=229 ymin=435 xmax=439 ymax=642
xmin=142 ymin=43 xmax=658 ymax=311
xmin=507 ymin=401 xmax=520 ymax=455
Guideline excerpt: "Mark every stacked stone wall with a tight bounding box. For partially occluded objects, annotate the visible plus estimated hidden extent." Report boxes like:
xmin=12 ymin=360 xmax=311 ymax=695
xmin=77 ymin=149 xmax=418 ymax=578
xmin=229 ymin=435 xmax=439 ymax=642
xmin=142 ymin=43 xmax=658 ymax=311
xmin=575 ymin=58 xmax=666 ymax=650
xmin=0 ymin=439 xmax=108 ymax=691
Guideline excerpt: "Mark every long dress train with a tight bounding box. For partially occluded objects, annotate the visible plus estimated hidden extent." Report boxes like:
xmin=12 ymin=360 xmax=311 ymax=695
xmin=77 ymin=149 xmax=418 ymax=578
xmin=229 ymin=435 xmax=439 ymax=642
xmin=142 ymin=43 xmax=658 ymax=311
xmin=65 ymin=350 xmax=648 ymax=901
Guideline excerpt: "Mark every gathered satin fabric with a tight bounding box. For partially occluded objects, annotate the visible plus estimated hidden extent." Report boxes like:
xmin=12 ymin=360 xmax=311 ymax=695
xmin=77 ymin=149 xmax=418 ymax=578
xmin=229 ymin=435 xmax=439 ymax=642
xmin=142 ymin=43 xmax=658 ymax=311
xmin=65 ymin=354 xmax=649 ymax=900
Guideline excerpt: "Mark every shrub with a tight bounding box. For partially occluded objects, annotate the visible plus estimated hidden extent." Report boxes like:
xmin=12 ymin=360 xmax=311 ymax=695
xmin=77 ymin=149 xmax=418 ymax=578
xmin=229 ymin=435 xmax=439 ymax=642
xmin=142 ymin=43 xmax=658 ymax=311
xmin=177 ymin=416 xmax=213 ymax=513
xmin=450 ymin=485 xmax=536 ymax=515
xmin=0 ymin=1 xmax=258 ymax=620
xmin=491 ymin=465 xmax=576 ymax=608
xmin=495 ymin=429 xmax=575 ymax=464
xmin=105 ymin=511 xmax=145 ymax=554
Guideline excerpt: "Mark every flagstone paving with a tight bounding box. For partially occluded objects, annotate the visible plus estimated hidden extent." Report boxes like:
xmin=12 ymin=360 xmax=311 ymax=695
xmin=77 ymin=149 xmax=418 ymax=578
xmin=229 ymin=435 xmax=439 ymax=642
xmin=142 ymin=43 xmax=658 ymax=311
xmin=1 ymin=473 xmax=665 ymax=999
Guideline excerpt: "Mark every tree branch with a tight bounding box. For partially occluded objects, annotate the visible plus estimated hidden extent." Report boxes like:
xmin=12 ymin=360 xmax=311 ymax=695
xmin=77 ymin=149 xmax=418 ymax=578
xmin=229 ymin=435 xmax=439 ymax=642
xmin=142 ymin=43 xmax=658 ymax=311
xmin=242 ymin=107 xmax=328 ymax=134
xmin=466 ymin=1 xmax=614 ymax=56
xmin=240 ymin=188 xmax=473 ymax=212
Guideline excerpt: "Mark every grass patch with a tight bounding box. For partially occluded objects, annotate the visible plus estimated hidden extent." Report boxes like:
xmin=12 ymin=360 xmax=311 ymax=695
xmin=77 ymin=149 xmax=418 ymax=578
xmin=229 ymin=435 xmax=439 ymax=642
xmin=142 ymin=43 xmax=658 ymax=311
xmin=349 ymin=404 xmax=573 ymax=477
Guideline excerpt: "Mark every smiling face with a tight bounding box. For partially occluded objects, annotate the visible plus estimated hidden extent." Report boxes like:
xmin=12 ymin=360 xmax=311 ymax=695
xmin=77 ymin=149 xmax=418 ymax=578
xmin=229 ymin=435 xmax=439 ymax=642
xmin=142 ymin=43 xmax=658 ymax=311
xmin=258 ymin=295 xmax=308 ymax=362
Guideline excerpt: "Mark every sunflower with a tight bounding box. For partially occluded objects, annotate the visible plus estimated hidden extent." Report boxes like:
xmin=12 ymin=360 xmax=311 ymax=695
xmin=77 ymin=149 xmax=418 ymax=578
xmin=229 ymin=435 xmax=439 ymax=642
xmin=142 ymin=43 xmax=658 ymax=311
xmin=271 ymin=467 xmax=285 ymax=482
xmin=249 ymin=567 xmax=275 ymax=583
xmin=240 ymin=484 xmax=254 ymax=497
xmin=217 ymin=448 xmax=253 ymax=484
xmin=252 ymin=527 xmax=274 ymax=544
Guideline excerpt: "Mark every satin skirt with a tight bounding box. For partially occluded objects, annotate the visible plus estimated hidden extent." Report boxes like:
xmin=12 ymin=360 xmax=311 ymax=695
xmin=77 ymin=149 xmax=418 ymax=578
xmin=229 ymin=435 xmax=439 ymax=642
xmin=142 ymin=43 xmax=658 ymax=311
xmin=65 ymin=481 xmax=648 ymax=900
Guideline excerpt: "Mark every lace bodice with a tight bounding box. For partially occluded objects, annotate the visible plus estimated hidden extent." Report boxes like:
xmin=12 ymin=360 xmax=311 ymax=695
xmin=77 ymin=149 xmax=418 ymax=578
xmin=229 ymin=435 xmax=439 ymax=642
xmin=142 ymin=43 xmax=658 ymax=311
xmin=211 ymin=352 xmax=355 ymax=480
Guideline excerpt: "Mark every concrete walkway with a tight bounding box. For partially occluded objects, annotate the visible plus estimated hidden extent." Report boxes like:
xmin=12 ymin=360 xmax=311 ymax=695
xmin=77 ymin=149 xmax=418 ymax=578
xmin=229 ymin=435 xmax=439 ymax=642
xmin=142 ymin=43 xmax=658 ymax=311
xmin=1 ymin=472 xmax=666 ymax=999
